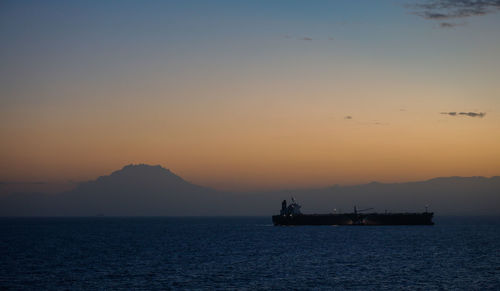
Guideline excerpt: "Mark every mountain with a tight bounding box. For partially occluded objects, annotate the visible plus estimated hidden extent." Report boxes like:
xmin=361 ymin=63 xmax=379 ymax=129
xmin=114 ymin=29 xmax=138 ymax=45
xmin=57 ymin=164 xmax=224 ymax=216
xmin=1 ymin=164 xmax=499 ymax=216
xmin=0 ymin=164 xmax=222 ymax=216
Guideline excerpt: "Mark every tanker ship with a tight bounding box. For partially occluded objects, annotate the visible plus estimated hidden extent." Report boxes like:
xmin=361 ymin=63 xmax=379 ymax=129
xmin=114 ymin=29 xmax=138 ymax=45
xmin=272 ymin=199 xmax=434 ymax=226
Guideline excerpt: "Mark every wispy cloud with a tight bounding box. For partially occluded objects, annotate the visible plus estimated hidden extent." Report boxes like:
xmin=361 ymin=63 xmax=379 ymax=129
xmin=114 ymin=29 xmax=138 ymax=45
xmin=344 ymin=116 xmax=389 ymax=126
xmin=440 ymin=112 xmax=486 ymax=118
xmin=284 ymin=35 xmax=336 ymax=41
xmin=439 ymin=22 xmax=464 ymax=28
xmin=411 ymin=0 xmax=500 ymax=19
xmin=409 ymin=0 xmax=500 ymax=27
xmin=371 ymin=121 xmax=389 ymax=126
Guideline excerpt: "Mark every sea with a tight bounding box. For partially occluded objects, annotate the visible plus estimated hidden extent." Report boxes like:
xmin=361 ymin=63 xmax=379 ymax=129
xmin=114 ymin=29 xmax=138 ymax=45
xmin=1 ymin=217 xmax=500 ymax=290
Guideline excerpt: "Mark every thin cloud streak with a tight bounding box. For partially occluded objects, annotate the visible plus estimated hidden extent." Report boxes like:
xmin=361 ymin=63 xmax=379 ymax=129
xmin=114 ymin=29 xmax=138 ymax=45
xmin=283 ymin=34 xmax=336 ymax=41
xmin=409 ymin=0 xmax=500 ymax=27
xmin=439 ymin=22 xmax=464 ymax=28
xmin=440 ymin=112 xmax=486 ymax=118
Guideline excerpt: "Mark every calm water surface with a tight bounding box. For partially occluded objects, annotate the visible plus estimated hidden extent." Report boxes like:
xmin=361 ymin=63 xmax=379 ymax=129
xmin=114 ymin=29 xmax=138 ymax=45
xmin=1 ymin=217 xmax=500 ymax=290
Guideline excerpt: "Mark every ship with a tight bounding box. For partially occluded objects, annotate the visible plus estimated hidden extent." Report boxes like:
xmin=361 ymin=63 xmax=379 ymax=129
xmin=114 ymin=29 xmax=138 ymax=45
xmin=272 ymin=198 xmax=434 ymax=226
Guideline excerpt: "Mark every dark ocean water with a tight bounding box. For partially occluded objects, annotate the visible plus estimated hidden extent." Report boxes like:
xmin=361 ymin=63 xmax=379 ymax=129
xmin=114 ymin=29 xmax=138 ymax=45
xmin=1 ymin=217 xmax=500 ymax=290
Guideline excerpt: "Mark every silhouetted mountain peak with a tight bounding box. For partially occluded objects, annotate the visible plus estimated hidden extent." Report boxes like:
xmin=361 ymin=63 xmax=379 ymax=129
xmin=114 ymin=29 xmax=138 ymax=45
xmin=108 ymin=164 xmax=179 ymax=180
xmin=77 ymin=164 xmax=204 ymax=193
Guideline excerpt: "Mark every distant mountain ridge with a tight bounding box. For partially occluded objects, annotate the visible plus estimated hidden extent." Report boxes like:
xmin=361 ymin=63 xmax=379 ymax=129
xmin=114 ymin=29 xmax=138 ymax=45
xmin=1 ymin=164 xmax=499 ymax=216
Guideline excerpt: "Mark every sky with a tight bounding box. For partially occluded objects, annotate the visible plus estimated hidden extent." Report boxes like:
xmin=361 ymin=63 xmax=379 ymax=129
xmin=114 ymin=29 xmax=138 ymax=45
xmin=1 ymin=0 xmax=500 ymax=192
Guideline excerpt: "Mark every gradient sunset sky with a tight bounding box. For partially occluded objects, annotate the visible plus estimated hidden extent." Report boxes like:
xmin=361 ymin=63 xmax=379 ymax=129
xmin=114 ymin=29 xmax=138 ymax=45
xmin=1 ymin=0 xmax=500 ymax=191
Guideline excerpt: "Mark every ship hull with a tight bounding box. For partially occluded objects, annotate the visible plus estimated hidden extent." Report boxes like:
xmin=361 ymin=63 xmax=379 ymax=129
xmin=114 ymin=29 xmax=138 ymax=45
xmin=272 ymin=213 xmax=434 ymax=226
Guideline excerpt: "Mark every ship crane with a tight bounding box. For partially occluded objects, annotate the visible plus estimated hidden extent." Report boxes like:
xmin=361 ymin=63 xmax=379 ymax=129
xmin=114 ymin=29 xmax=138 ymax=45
xmin=351 ymin=206 xmax=374 ymax=225
xmin=353 ymin=206 xmax=374 ymax=215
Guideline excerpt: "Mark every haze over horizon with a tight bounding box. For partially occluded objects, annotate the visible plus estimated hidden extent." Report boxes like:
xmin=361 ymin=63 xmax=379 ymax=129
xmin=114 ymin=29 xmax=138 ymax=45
xmin=2 ymin=0 xmax=500 ymax=192
xmin=2 ymin=163 xmax=499 ymax=216
xmin=2 ymin=163 xmax=500 ymax=195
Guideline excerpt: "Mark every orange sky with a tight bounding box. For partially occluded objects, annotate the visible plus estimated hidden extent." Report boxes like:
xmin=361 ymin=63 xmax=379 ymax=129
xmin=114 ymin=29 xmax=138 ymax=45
xmin=1 ymin=1 xmax=500 ymax=192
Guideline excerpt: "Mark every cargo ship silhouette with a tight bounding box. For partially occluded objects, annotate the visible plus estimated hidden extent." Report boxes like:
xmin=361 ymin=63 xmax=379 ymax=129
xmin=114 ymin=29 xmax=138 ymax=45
xmin=272 ymin=198 xmax=434 ymax=226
